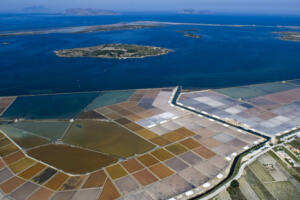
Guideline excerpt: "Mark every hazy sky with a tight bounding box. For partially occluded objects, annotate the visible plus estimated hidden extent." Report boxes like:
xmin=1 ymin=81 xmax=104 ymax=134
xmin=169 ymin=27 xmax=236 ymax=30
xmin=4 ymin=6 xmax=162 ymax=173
xmin=1 ymin=0 xmax=300 ymax=14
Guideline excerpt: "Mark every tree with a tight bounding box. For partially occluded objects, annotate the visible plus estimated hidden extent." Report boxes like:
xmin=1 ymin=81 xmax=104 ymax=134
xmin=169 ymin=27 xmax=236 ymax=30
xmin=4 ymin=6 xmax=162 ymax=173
xmin=230 ymin=180 xmax=239 ymax=188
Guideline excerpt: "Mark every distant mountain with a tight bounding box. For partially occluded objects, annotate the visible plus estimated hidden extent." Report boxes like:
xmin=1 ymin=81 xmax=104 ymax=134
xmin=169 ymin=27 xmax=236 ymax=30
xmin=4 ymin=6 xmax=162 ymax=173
xmin=178 ymin=9 xmax=213 ymax=15
xmin=64 ymin=8 xmax=119 ymax=16
xmin=22 ymin=6 xmax=53 ymax=13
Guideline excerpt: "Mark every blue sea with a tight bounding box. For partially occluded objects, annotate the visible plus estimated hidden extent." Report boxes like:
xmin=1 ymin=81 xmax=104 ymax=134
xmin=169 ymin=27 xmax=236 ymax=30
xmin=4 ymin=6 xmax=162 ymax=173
xmin=1 ymin=13 xmax=300 ymax=96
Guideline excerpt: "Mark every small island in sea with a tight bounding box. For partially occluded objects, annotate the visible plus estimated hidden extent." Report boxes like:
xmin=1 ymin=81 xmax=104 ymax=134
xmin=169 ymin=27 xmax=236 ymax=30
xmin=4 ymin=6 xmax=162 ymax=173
xmin=183 ymin=32 xmax=202 ymax=38
xmin=64 ymin=8 xmax=119 ymax=16
xmin=1 ymin=42 xmax=9 ymax=45
xmin=275 ymin=32 xmax=300 ymax=42
xmin=176 ymin=29 xmax=202 ymax=38
xmin=178 ymin=9 xmax=213 ymax=15
xmin=54 ymin=44 xmax=172 ymax=59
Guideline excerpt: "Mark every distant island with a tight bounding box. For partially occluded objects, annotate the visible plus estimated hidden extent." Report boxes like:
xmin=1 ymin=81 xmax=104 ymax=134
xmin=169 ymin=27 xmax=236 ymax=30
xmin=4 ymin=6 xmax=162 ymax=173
xmin=183 ymin=33 xmax=202 ymax=38
xmin=21 ymin=6 xmax=54 ymax=13
xmin=176 ymin=29 xmax=202 ymax=39
xmin=54 ymin=44 xmax=172 ymax=59
xmin=1 ymin=42 xmax=9 ymax=45
xmin=178 ymin=9 xmax=213 ymax=15
xmin=0 ymin=23 xmax=160 ymax=37
xmin=275 ymin=32 xmax=300 ymax=42
xmin=64 ymin=8 xmax=119 ymax=16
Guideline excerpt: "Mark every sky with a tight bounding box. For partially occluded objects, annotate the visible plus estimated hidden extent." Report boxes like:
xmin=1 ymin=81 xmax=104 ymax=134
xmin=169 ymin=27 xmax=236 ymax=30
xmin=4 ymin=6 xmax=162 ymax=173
xmin=0 ymin=0 xmax=300 ymax=14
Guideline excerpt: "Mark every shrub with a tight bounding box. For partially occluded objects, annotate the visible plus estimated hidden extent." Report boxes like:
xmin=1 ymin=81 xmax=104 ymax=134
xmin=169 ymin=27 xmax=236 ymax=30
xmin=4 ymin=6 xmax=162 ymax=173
xmin=231 ymin=180 xmax=239 ymax=188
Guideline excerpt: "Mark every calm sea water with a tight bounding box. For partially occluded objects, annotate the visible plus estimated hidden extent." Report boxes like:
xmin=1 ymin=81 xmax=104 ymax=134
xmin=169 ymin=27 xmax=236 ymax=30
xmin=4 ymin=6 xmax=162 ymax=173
xmin=1 ymin=13 xmax=300 ymax=96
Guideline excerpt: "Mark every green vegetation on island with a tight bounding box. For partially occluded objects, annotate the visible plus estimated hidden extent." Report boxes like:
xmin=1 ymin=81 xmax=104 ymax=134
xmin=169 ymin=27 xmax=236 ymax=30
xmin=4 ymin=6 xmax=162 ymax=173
xmin=78 ymin=24 xmax=159 ymax=34
xmin=184 ymin=32 xmax=202 ymax=38
xmin=275 ymin=32 xmax=300 ymax=42
xmin=175 ymin=29 xmax=202 ymax=38
xmin=54 ymin=44 xmax=172 ymax=59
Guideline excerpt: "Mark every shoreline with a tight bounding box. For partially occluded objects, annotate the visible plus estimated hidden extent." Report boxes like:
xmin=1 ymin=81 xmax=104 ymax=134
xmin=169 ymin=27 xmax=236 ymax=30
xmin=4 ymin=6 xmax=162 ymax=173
xmin=54 ymin=44 xmax=173 ymax=59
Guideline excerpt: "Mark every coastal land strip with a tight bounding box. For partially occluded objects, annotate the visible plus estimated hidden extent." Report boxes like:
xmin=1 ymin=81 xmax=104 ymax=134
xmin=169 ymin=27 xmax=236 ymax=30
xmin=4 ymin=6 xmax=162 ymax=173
xmin=0 ymin=23 xmax=160 ymax=37
xmin=1 ymin=21 xmax=300 ymax=37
